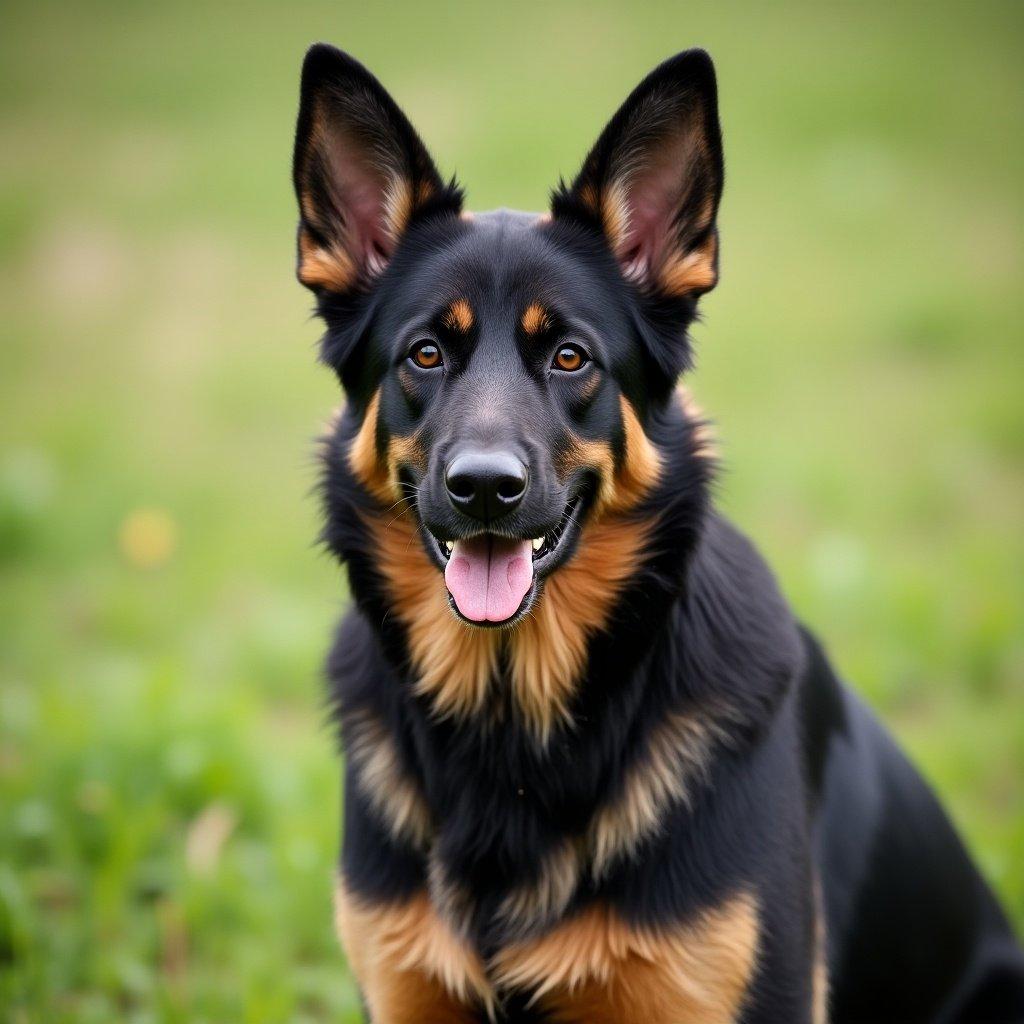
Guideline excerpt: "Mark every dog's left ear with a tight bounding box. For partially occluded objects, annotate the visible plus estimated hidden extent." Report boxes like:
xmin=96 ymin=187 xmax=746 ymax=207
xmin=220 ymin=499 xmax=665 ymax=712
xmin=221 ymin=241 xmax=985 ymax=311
xmin=292 ymin=44 xmax=461 ymax=294
xmin=552 ymin=49 xmax=723 ymax=300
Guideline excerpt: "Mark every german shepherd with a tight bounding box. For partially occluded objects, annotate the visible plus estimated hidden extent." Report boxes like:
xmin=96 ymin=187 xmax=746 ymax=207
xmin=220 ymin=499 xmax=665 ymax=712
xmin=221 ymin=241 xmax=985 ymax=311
xmin=290 ymin=44 xmax=1024 ymax=1023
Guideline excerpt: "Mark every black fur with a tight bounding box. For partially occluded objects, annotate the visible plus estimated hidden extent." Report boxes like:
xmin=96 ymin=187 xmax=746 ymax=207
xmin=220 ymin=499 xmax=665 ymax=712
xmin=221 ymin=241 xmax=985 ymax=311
xmin=293 ymin=43 xmax=1024 ymax=1023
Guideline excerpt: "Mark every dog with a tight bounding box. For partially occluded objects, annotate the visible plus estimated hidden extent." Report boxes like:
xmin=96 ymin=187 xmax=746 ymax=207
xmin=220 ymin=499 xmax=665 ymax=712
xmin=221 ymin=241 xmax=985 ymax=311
xmin=290 ymin=43 xmax=1024 ymax=1023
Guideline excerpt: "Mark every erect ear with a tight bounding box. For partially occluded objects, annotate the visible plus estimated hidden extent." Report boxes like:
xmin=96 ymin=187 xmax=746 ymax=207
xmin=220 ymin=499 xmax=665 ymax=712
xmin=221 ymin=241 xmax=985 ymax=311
xmin=292 ymin=44 xmax=461 ymax=294
xmin=552 ymin=49 xmax=723 ymax=299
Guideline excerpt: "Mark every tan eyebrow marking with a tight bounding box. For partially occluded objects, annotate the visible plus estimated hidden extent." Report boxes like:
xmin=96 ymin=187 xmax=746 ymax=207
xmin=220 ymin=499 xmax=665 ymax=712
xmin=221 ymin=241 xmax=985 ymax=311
xmin=521 ymin=302 xmax=551 ymax=336
xmin=443 ymin=299 xmax=474 ymax=333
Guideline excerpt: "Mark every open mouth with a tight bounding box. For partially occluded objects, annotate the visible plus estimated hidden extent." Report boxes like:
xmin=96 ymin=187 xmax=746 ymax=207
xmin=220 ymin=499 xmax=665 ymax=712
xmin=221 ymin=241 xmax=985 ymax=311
xmin=423 ymin=492 xmax=587 ymax=627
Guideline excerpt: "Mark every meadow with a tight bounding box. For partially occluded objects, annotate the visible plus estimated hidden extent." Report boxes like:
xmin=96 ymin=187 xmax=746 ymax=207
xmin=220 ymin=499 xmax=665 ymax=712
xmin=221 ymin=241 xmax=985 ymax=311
xmin=1 ymin=1 xmax=1021 ymax=1020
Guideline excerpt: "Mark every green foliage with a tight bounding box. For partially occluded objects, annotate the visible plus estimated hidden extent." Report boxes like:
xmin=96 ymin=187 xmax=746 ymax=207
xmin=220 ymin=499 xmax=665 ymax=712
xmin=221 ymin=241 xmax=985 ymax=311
xmin=1 ymin=1 xmax=1022 ymax=1019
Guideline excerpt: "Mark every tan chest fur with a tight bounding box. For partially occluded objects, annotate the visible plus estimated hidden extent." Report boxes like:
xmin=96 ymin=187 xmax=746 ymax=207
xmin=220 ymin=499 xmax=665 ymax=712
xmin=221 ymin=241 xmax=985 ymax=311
xmin=334 ymin=881 xmax=759 ymax=1023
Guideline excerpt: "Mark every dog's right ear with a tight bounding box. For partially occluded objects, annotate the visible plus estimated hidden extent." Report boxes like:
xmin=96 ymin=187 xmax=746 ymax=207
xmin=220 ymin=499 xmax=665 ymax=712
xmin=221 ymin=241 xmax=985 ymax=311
xmin=292 ymin=44 xmax=461 ymax=295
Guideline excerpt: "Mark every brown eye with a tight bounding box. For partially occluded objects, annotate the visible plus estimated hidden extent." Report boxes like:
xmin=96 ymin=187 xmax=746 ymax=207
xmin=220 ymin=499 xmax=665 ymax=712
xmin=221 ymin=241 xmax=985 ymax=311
xmin=553 ymin=345 xmax=587 ymax=372
xmin=410 ymin=341 xmax=442 ymax=369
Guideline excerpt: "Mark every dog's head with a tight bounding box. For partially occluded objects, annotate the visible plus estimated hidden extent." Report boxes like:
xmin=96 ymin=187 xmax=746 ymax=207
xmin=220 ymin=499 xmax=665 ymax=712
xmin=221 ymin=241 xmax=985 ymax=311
xmin=293 ymin=45 xmax=722 ymax=630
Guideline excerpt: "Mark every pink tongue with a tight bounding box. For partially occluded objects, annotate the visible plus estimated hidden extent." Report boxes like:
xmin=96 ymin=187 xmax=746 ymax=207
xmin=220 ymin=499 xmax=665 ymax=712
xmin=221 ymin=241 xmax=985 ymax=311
xmin=444 ymin=535 xmax=534 ymax=623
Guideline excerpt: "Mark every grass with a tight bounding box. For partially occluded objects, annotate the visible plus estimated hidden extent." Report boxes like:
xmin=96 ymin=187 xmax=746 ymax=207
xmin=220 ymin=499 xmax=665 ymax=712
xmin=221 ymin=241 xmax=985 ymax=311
xmin=1 ymin=0 xmax=1022 ymax=1019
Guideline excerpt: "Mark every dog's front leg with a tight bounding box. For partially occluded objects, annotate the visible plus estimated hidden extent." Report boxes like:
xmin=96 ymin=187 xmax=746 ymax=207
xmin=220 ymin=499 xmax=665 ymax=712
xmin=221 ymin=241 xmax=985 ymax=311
xmin=334 ymin=879 xmax=492 ymax=1023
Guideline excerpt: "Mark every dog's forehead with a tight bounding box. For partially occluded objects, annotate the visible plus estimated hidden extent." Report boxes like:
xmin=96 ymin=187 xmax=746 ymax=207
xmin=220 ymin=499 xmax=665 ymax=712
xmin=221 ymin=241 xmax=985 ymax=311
xmin=451 ymin=209 xmax=563 ymax=292
xmin=396 ymin=208 xmax=618 ymax=328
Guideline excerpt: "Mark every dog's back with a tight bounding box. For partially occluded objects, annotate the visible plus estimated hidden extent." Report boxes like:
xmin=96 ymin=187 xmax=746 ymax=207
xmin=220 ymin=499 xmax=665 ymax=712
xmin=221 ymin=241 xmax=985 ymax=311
xmin=801 ymin=633 xmax=1024 ymax=1022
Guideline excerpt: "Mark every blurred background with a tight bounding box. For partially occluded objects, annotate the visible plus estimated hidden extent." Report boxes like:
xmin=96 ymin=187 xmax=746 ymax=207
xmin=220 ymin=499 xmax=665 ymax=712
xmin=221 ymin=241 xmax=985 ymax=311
xmin=1 ymin=1 xmax=1021 ymax=1020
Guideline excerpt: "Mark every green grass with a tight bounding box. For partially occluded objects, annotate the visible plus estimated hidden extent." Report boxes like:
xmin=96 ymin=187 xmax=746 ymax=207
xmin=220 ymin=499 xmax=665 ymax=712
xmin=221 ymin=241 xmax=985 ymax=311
xmin=1 ymin=1 xmax=1022 ymax=1019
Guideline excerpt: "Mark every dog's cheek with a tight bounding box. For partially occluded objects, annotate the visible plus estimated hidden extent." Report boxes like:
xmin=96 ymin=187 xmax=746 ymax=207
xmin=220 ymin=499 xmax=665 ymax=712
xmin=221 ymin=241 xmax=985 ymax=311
xmin=347 ymin=390 xmax=395 ymax=504
xmin=386 ymin=433 xmax=428 ymax=496
xmin=555 ymin=435 xmax=617 ymax=511
xmin=610 ymin=396 xmax=662 ymax=513
xmin=553 ymin=396 xmax=662 ymax=517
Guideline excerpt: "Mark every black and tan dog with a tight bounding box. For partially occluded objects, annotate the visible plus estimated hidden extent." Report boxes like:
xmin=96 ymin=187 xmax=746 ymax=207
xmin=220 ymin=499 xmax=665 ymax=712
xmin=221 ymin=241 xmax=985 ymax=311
xmin=290 ymin=44 xmax=1024 ymax=1023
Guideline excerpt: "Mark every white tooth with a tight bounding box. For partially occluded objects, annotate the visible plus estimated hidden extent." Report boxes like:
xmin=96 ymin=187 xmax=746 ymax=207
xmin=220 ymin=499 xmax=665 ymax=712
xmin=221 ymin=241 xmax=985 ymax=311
xmin=532 ymin=537 xmax=544 ymax=552
xmin=444 ymin=541 xmax=454 ymax=553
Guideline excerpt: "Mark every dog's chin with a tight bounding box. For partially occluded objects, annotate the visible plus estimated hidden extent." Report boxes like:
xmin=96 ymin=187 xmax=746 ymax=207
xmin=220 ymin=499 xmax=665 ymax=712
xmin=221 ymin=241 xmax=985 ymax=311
xmin=418 ymin=488 xmax=592 ymax=629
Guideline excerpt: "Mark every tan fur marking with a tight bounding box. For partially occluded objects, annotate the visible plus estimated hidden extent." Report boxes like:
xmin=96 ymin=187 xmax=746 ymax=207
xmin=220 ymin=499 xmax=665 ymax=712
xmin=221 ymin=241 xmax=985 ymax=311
xmin=521 ymin=302 xmax=551 ymax=336
xmin=557 ymin=438 xmax=617 ymax=509
xmin=496 ymin=839 xmax=581 ymax=935
xmin=588 ymin=713 xmax=719 ymax=878
xmin=346 ymin=392 xmax=425 ymax=504
xmin=509 ymin=514 xmax=652 ymax=740
xmin=676 ymin=385 xmax=718 ymax=461
xmin=415 ymin=178 xmax=435 ymax=207
xmin=381 ymin=175 xmax=413 ymax=248
xmin=364 ymin=509 xmax=499 ymax=719
xmin=428 ymin=848 xmax=477 ymax=940
xmin=658 ymin=232 xmax=718 ymax=297
xmin=444 ymin=299 xmax=474 ymax=333
xmin=297 ymin=226 xmax=357 ymax=292
xmin=557 ymin=399 xmax=661 ymax=518
xmin=493 ymin=895 xmax=759 ymax=1022
xmin=346 ymin=709 xmax=432 ymax=850
xmin=613 ymin=397 xmax=662 ymax=512
xmin=812 ymin=878 xmax=830 ymax=1024
xmin=600 ymin=179 xmax=632 ymax=255
xmin=347 ymin=392 xmax=394 ymax=504
xmin=386 ymin=433 xmax=426 ymax=496
xmin=578 ymin=183 xmax=599 ymax=213
xmin=813 ymin=944 xmax=829 ymax=1024
xmin=334 ymin=880 xmax=493 ymax=1020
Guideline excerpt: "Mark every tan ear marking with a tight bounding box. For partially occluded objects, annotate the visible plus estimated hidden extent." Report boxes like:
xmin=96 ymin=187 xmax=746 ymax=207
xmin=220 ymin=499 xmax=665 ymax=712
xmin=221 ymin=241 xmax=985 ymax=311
xmin=657 ymin=232 xmax=718 ymax=297
xmin=382 ymin=174 xmax=414 ymax=245
xmin=297 ymin=227 xmax=357 ymax=292
xmin=578 ymin=183 xmax=599 ymax=213
xmin=601 ymin=179 xmax=632 ymax=255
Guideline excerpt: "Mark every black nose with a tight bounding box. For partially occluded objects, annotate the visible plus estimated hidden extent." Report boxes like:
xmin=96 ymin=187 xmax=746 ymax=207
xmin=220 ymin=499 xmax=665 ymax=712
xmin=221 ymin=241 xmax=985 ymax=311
xmin=445 ymin=451 xmax=528 ymax=522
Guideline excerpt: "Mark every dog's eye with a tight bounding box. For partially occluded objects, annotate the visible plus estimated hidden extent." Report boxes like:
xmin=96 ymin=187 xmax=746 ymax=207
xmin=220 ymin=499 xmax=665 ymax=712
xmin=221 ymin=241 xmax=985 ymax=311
xmin=409 ymin=341 xmax=443 ymax=369
xmin=553 ymin=345 xmax=587 ymax=372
